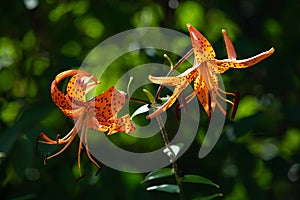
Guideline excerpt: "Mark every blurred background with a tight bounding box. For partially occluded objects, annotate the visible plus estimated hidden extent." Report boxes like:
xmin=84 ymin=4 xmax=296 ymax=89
xmin=0 ymin=0 xmax=300 ymax=199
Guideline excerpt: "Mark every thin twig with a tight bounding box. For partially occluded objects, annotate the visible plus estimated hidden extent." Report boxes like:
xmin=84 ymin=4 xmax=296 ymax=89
xmin=155 ymin=114 xmax=185 ymax=200
xmin=152 ymin=49 xmax=193 ymax=199
xmin=129 ymin=97 xmax=151 ymax=105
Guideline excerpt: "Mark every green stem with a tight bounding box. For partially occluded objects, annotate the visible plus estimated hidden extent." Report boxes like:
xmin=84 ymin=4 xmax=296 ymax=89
xmin=155 ymin=114 xmax=185 ymax=200
xmin=151 ymin=50 xmax=193 ymax=199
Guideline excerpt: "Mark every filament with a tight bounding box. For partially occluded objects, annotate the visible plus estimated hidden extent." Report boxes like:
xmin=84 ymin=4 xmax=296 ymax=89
xmin=84 ymin=127 xmax=102 ymax=170
xmin=45 ymin=129 xmax=77 ymax=161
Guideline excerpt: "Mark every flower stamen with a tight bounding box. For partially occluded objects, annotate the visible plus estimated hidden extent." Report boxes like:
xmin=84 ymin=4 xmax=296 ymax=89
xmin=55 ymin=134 xmax=61 ymax=148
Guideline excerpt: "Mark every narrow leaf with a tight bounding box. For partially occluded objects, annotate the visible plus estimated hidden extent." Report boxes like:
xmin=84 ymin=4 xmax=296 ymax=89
xmin=181 ymin=175 xmax=219 ymax=188
xmin=131 ymin=104 xmax=150 ymax=119
xmin=143 ymin=89 xmax=155 ymax=103
xmin=127 ymin=76 xmax=134 ymax=95
xmin=163 ymin=53 xmax=174 ymax=69
xmin=163 ymin=143 xmax=184 ymax=158
xmin=142 ymin=168 xmax=174 ymax=183
xmin=193 ymin=193 xmax=223 ymax=200
xmin=147 ymin=184 xmax=179 ymax=193
xmin=159 ymin=95 xmax=171 ymax=103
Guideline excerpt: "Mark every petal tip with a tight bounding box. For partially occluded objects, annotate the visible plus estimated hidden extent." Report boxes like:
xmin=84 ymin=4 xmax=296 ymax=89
xmin=187 ymin=24 xmax=197 ymax=35
xmin=148 ymin=75 xmax=157 ymax=82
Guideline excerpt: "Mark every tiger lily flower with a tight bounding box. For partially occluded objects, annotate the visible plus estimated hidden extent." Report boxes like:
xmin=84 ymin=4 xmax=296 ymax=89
xmin=147 ymin=24 xmax=274 ymax=119
xmin=38 ymin=70 xmax=135 ymax=177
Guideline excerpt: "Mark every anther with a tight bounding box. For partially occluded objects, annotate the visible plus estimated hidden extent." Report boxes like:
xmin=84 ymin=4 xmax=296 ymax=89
xmin=35 ymin=134 xmax=42 ymax=152
xmin=75 ymin=174 xmax=86 ymax=182
xmin=56 ymin=134 xmax=61 ymax=148
xmin=44 ymin=153 xmax=49 ymax=166
xmin=95 ymin=165 xmax=103 ymax=176
xmin=231 ymin=89 xmax=240 ymax=119
xmin=174 ymin=102 xmax=181 ymax=120
xmin=208 ymin=90 xmax=212 ymax=115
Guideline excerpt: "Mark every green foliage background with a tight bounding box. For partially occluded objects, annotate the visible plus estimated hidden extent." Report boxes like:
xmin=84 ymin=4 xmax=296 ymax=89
xmin=0 ymin=0 xmax=300 ymax=199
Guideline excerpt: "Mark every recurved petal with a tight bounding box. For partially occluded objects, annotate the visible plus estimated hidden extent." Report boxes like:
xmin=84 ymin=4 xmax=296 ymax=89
xmin=90 ymin=86 xmax=126 ymax=123
xmin=67 ymin=74 xmax=89 ymax=103
xmin=115 ymin=114 xmax=136 ymax=134
xmin=146 ymin=80 xmax=190 ymax=119
xmin=66 ymin=71 xmax=99 ymax=103
xmin=193 ymin=75 xmax=211 ymax=116
xmin=51 ymin=70 xmax=100 ymax=119
xmin=149 ymin=66 xmax=199 ymax=86
xmin=222 ymin=29 xmax=237 ymax=60
xmin=148 ymin=75 xmax=185 ymax=86
xmin=187 ymin=24 xmax=216 ymax=64
xmin=97 ymin=114 xmax=135 ymax=135
xmin=213 ymin=47 xmax=275 ymax=73
xmin=51 ymin=70 xmax=81 ymax=119
xmin=51 ymin=84 xmax=73 ymax=119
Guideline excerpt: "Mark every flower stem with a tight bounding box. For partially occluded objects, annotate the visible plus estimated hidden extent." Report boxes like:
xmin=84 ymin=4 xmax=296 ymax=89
xmin=155 ymin=114 xmax=185 ymax=200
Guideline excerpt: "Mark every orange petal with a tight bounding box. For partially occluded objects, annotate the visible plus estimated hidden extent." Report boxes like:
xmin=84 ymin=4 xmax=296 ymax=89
xmin=115 ymin=114 xmax=136 ymax=134
xmin=213 ymin=47 xmax=275 ymax=73
xmin=148 ymin=75 xmax=185 ymax=86
xmin=86 ymin=86 xmax=136 ymax=134
xmin=147 ymin=68 xmax=199 ymax=119
xmin=148 ymin=66 xmax=198 ymax=85
xmin=193 ymin=75 xmax=211 ymax=116
xmin=51 ymin=74 xmax=73 ymax=119
xmin=51 ymin=70 xmax=99 ymax=119
xmin=78 ymin=85 xmax=135 ymax=134
xmin=187 ymin=24 xmax=216 ymax=64
xmin=66 ymin=74 xmax=94 ymax=103
xmin=222 ymin=29 xmax=237 ymax=60
xmin=93 ymin=115 xmax=135 ymax=135
xmin=146 ymin=80 xmax=189 ymax=119
xmin=90 ymin=86 xmax=126 ymax=123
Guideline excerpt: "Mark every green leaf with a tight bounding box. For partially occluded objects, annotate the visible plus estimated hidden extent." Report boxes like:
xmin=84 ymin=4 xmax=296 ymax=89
xmin=127 ymin=76 xmax=134 ymax=94
xmin=181 ymin=175 xmax=219 ymax=188
xmin=131 ymin=104 xmax=150 ymax=119
xmin=193 ymin=193 xmax=223 ymax=200
xmin=143 ymin=89 xmax=156 ymax=103
xmin=163 ymin=53 xmax=174 ymax=69
xmin=159 ymin=95 xmax=171 ymax=103
xmin=142 ymin=168 xmax=174 ymax=183
xmin=163 ymin=143 xmax=184 ymax=158
xmin=147 ymin=184 xmax=179 ymax=193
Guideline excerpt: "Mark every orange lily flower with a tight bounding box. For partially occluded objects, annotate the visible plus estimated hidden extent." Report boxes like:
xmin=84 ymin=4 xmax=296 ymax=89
xmin=147 ymin=24 xmax=274 ymax=119
xmin=38 ymin=70 xmax=135 ymax=177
